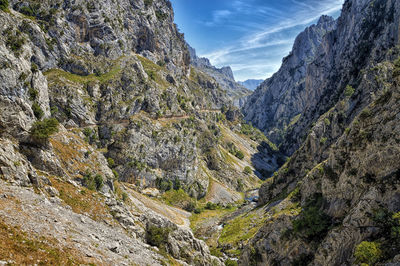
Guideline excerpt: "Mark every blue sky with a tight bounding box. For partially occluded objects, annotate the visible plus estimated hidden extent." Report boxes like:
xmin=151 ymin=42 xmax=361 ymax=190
xmin=171 ymin=0 xmax=344 ymax=81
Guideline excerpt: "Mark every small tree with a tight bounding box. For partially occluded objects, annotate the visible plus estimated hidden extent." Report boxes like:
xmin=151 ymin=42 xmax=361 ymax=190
xmin=30 ymin=118 xmax=59 ymax=143
xmin=244 ymin=166 xmax=252 ymax=175
xmin=32 ymin=102 xmax=44 ymax=119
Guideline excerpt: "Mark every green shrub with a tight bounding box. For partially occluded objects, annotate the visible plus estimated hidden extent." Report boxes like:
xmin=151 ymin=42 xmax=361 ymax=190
xmin=292 ymin=194 xmax=331 ymax=242
xmin=320 ymin=137 xmax=327 ymax=145
xmin=155 ymin=10 xmax=167 ymax=21
xmin=173 ymin=178 xmax=181 ymax=190
xmin=5 ymin=30 xmax=26 ymax=56
xmin=344 ymin=85 xmax=355 ymax=97
xmin=107 ymin=158 xmax=115 ymax=168
xmin=83 ymin=172 xmax=103 ymax=191
xmin=30 ymin=118 xmax=59 ymax=142
xmin=224 ymin=259 xmax=238 ymax=266
xmin=32 ymin=102 xmax=44 ymax=119
xmin=94 ymin=174 xmax=103 ymax=190
xmin=112 ymin=169 xmax=119 ymax=179
xmin=354 ymin=241 xmax=382 ymax=265
xmin=235 ymin=150 xmax=244 ymax=160
xmin=28 ymin=87 xmax=38 ymax=101
xmin=243 ymin=166 xmax=252 ymax=175
xmin=156 ymin=178 xmax=173 ymax=192
xmin=146 ymin=225 xmax=171 ymax=249
xmin=122 ymin=192 xmax=128 ymax=202
xmin=205 ymin=202 xmax=218 ymax=210
xmin=0 ymin=0 xmax=8 ymax=11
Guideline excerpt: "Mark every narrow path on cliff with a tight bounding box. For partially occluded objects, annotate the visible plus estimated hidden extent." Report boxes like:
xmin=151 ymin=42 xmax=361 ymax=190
xmin=65 ymin=109 xmax=221 ymax=130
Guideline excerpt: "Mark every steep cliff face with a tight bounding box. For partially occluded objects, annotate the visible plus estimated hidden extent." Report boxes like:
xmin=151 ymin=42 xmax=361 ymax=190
xmin=188 ymin=45 xmax=252 ymax=107
xmin=243 ymin=15 xmax=336 ymax=147
xmin=240 ymin=0 xmax=400 ymax=264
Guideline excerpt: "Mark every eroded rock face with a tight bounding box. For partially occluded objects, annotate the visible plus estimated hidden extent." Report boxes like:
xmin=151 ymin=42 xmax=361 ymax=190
xmin=243 ymin=15 xmax=336 ymax=147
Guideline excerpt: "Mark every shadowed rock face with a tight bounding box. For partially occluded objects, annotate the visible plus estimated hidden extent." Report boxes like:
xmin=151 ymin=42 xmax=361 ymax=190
xmin=243 ymin=15 xmax=336 ymax=149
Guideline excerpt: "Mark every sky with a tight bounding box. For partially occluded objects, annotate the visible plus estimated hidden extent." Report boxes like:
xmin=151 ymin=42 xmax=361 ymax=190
xmin=170 ymin=0 xmax=344 ymax=81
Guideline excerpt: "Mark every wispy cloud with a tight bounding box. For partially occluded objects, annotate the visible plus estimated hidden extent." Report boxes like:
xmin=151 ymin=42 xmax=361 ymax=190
xmin=204 ymin=9 xmax=232 ymax=26
xmin=197 ymin=0 xmax=344 ymax=80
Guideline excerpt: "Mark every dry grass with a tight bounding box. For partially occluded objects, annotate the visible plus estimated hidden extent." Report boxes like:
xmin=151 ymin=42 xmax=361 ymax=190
xmin=0 ymin=219 xmax=92 ymax=265
xmin=48 ymin=175 xmax=112 ymax=222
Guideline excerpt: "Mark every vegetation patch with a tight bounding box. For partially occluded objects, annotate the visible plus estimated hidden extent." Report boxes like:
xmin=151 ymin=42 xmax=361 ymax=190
xmin=0 ymin=0 xmax=8 ymax=12
xmin=0 ymin=219 xmax=87 ymax=265
xmin=162 ymin=189 xmax=196 ymax=212
xmin=30 ymin=118 xmax=59 ymax=143
xmin=219 ymin=209 xmax=266 ymax=254
xmin=45 ymin=63 xmax=121 ymax=85
xmin=291 ymin=194 xmax=332 ymax=242
xmin=47 ymin=175 xmax=110 ymax=222
xmin=146 ymin=225 xmax=172 ymax=250
xmin=136 ymin=55 xmax=169 ymax=89
xmin=354 ymin=241 xmax=382 ymax=265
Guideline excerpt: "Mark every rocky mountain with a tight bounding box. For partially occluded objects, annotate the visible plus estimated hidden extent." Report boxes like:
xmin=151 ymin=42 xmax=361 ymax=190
xmin=238 ymin=79 xmax=263 ymax=91
xmin=238 ymin=0 xmax=400 ymax=265
xmin=188 ymin=44 xmax=252 ymax=107
xmin=243 ymin=15 xmax=336 ymax=148
xmin=0 ymin=0 xmax=278 ymax=264
xmin=1 ymin=0 xmax=399 ymax=265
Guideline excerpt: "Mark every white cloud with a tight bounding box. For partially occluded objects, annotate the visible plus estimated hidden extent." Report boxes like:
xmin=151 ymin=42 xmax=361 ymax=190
xmin=198 ymin=0 xmax=344 ymax=80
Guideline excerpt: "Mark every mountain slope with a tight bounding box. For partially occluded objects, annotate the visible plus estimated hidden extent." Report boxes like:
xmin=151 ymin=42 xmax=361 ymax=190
xmin=188 ymin=45 xmax=252 ymax=107
xmin=239 ymin=0 xmax=400 ymax=264
xmin=242 ymin=15 xmax=336 ymax=148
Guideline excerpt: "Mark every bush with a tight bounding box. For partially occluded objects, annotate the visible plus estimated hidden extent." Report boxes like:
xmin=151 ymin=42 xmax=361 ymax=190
xmin=28 ymin=87 xmax=38 ymax=101
xmin=122 ymin=192 xmax=128 ymax=202
xmin=0 ymin=0 xmax=8 ymax=11
xmin=6 ymin=30 xmax=26 ymax=56
xmin=32 ymin=102 xmax=44 ymax=119
xmin=205 ymin=202 xmax=218 ymax=210
xmin=107 ymin=157 xmax=115 ymax=168
xmin=224 ymin=259 xmax=238 ymax=266
xmin=94 ymin=174 xmax=103 ymax=190
xmin=83 ymin=172 xmax=103 ymax=191
xmin=235 ymin=150 xmax=244 ymax=160
xmin=30 ymin=118 xmax=59 ymax=142
xmin=354 ymin=241 xmax=382 ymax=265
xmin=146 ymin=225 xmax=171 ymax=249
xmin=156 ymin=178 xmax=173 ymax=192
xmin=243 ymin=166 xmax=252 ymax=175
xmin=344 ymin=85 xmax=355 ymax=97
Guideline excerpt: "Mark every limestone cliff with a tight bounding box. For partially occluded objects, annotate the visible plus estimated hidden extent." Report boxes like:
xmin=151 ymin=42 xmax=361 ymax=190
xmin=240 ymin=0 xmax=400 ymax=265
xmin=243 ymin=15 xmax=336 ymax=148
